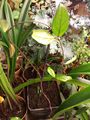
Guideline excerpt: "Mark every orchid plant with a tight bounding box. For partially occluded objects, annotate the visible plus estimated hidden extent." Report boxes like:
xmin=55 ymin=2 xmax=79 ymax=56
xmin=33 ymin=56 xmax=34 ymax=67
xmin=0 ymin=0 xmax=35 ymax=101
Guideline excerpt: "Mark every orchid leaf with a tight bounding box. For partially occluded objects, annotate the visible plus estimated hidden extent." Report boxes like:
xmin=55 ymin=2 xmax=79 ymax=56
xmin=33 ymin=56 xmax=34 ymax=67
xmin=52 ymin=3 xmax=69 ymax=36
xmin=52 ymin=86 xmax=90 ymax=119
xmin=10 ymin=117 xmax=21 ymax=120
xmin=32 ymin=29 xmax=55 ymax=45
xmin=69 ymin=62 xmax=90 ymax=77
xmin=47 ymin=67 xmax=56 ymax=78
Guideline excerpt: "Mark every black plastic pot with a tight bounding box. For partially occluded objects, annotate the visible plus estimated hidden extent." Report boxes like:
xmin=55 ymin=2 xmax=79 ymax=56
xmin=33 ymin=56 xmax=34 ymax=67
xmin=27 ymin=105 xmax=59 ymax=120
xmin=23 ymin=66 xmax=61 ymax=119
xmin=27 ymin=84 xmax=61 ymax=120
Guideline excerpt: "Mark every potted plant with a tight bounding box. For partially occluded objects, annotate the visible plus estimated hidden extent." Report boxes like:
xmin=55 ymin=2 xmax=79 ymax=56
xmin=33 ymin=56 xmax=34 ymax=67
xmin=23 ymin=2 xmax=90 ymax=119
xmin=0 ymin=0 xmax=90 ymax=119
xmin=23 ymin=3 xmax=70 ymax=119
xmin=14 ymin=62 xmax=90 ymax=120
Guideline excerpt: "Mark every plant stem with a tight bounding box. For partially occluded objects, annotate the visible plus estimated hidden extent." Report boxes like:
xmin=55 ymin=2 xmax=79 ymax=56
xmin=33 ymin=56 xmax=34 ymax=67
xmin=14 ymin=75 xmax=88 ymax=94
xmin=40 ymin=45 xmax=52 ymax=114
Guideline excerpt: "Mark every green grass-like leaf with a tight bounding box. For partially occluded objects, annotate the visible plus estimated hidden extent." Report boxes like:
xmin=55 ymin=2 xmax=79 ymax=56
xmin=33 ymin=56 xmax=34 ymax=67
xmin=17 ymin=0 xmax=31 ymax=46
xmin=69 ymin=62 xmax=90 ymax=77
xmin=52 ymin=85 xmax=90 ymax=119
xmin=4 ymin=1 xmax=16 ymax=43
xmin=0 ymin=62 xmax=16 ymax=102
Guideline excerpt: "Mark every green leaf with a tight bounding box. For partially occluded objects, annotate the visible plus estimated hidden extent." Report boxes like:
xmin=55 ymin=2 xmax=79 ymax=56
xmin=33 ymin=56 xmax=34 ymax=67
xmin=0 ymin=61 xmax=16 ymax=102
xmin=56 ymin=74 xmax=72 ymax=82
xmin=69 ymin=62 xmax=90 ymax=77
xmin=0 ymin=19 xmax=9 ymax=32
xmin=32 ymin=29 xmax=55 ymax=45
xmin=75 ymin=107 xmax=88 ymax=115
xmin=12 ymin=10 xmax=20 ymax=19
xmin=52 ymin=3 xmax=69 ymax=36
xmin=18 ymin=0 xmax=31 ymax=23
xmin=4 ymin=1 xmax=16 ymax=43
xmin=52 ymin=85 xmax=90 ymax=119
xmin=47 ymin=67 xmax=56 ymax=78
xmin=0 ymin=0 xmax=5 ymax=19
xmin=0 ymin=28 xmax=10 ymax=68
xmin=18 ymin=23 xmax=35 ymax=47
xmin=65 ymin=56 xmax=77 ymax=65
xmin=17 ymin=0 xmax=31 ymax=45
xmin=14 ymin=74 xmax=73 ymax=93
xmin=0 ymin=41 xmax=8 ymax=47
xmin=10 ymin=117 xmax=21 ymax=120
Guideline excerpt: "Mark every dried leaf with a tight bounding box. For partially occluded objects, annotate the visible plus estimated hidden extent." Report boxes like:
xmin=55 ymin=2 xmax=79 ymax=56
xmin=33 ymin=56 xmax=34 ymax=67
xmin=9 ymin=43 xmax=15 ymax=57
xmin=0 ymin=96 xmax=4 ymax=103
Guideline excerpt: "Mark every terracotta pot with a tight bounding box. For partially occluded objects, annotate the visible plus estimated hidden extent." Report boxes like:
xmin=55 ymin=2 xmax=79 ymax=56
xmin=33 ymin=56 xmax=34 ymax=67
xmin=0 ymin=96 xmax=26 ymax=120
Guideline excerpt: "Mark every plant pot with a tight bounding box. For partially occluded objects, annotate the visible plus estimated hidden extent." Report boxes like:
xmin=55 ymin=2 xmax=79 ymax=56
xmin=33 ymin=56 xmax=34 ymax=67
xmin=23 ymin=65 xmax=61 ymax=119
xmin=0 ymin=95 xmax=26 ymax=120
xmin=27 ymin=81 xmax=61 ymax=120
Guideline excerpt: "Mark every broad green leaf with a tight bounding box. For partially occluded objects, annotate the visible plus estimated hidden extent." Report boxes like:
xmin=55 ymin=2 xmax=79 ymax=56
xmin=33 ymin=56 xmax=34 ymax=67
xmin=10 ymin=117 xmax=21 ymax=120
xmin=32 ymin=29 xmax=55 ymax=45
xmin=56 ymin=74 xmax=72 ymax=82
xmin=52 ymin=3 xmax=69 ymax=36
xmin=69 ymin=62 xmax=90 ymax=77
xmin=52 ymin=85 xmax=90 ymax=119
xmin=47 ymin=67 xmax=55 ymax=78
xmin=0 ymin=19 xmax=9 ymax=32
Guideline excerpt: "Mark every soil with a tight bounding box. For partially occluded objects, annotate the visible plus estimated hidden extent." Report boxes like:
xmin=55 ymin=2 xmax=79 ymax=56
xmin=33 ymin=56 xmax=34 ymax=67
xmin=23 ymin=66 xmax=37 ymax=80
xmin=0 ymin=96 xmax=26 ymax=120
xmin=27 ymin=81 xmax=61 ymax=109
